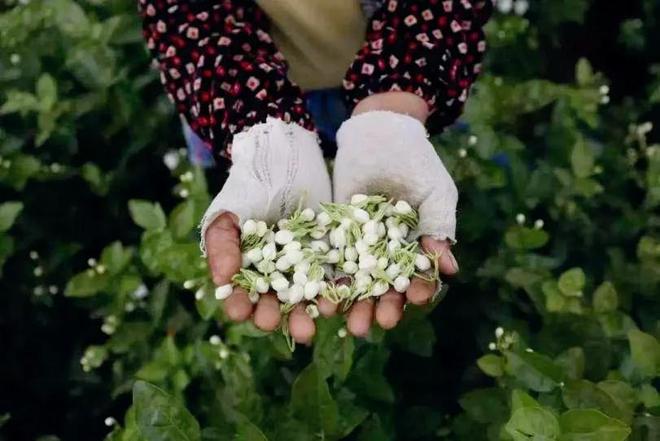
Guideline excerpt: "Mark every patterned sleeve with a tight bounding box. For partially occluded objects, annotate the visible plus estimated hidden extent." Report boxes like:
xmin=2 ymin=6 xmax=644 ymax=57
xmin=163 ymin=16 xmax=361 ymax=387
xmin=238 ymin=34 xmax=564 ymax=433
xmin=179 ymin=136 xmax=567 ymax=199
xmin=344 ymin=0 xmax=492 ymax=131
xmin=138 ymin=0 xmax=314 ymax=159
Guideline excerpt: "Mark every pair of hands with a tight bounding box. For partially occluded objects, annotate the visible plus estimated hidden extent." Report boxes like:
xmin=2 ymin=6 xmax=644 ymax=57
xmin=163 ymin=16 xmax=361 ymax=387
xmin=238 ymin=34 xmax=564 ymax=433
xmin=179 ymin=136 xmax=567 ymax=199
xmin=201 ymin=94 xmax=460 ymax=344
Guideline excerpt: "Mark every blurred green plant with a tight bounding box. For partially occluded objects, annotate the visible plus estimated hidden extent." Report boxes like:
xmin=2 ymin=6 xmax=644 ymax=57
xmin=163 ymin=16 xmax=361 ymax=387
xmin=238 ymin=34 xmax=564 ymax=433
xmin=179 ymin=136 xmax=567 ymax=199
xmin=1 ymin=0 xmax=658 ymax=440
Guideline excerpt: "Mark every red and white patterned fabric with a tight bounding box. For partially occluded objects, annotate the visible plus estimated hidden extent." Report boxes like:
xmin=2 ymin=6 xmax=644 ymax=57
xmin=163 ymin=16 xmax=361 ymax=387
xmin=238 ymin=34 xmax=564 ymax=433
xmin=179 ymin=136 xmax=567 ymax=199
xmin=138 ymin=0 xmax=492 ymax=160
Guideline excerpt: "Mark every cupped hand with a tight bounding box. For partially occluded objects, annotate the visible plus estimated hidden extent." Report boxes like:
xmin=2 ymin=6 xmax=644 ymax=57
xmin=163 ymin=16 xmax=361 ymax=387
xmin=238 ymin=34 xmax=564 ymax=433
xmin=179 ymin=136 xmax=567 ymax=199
xmin=333 ymin=106 xmax=460 ymax=337
xmin=202 ymin=118 xmax=331 ymax=344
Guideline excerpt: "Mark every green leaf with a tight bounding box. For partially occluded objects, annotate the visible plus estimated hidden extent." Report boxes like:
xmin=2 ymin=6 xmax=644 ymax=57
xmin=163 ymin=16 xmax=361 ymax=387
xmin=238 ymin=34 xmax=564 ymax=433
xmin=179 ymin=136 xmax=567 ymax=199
xmin=505 ymin=226 xmax=550 ymax=250
xmin=562 ymin=380 xmax=625 ymax=421
xmin=576 ymin=58 xmax=594 ymax=87
xmin=133 ymin=380 xmax=201 ymax=441
xmin=597 ymin=380 xmax=637 ymax=424
xmin=65 ymin=270 xmax=108 ymax=297
xmin=505 ymin=350 xmax=565 ymax=392
xmin=0 ymin=201 xmax=23 ymax=232
xmin=628 ymin=330 xmax=660 ymax=378
xmin=459 ymin=388 xmax=508 ymax=423
xmin=290 ymin=363 xmax=339 ymax=438
xmin=511 ymin=389 xmax=542 ymax=412
xmin=169 ymin=200 xmax=197 ymax=240
xmin=559 ymin=409 xmax=630 ymax=441
xmin=593 ymin=282 xmax=618 ymax=313
xmin=52 ymin=0 xmax=90 ymax=37
xmin=505 ymin=406 xmax=560 ymax=441
xmin=558 ymin=268 xmax=586 ymax=297
xmin=235 ymin=420 xmax=268 ymax=441
xmin=100 ymin=241 xmax=133 ymax=275
xmin=571 ymin=137 xmax=594 ymax=178
xmin=477 ymin=354 xmax=505 ymax=377
xmin=313 ymin=316 xmax=354 ymax=382
xmin=347 ymin=347 xmax=395 ymax=403
xmin=555 ymin=347 xmax=585 ymax=380
xmin=81 ymin=163 xmax=109 ymax=195
xmin=128 ymin=200 xmax=167 ymax=231
xmin=388 ymin=305 xmax=436 ymax=357
xmin=195 ymin=287 xmax=219 ymax=320
xmin=36 ymin=74 xmax=57 ymax=110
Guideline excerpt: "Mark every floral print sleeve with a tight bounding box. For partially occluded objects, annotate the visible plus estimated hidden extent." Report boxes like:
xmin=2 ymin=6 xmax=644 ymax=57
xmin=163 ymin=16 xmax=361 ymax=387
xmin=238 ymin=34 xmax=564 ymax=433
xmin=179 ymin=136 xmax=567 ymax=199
xmin=344 ymin=0 xmax=492 ymax=132
xmin=138 ymin=0 xmax=314 ymax=159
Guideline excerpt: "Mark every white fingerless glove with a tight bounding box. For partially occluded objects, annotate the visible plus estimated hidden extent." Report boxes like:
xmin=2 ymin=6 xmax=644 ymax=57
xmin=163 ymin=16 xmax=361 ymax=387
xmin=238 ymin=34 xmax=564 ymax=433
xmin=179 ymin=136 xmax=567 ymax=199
xmin=334 ymin=111 xmax=458 ymax=243
xmin=200 ymin=118 xmax=332 ymax=255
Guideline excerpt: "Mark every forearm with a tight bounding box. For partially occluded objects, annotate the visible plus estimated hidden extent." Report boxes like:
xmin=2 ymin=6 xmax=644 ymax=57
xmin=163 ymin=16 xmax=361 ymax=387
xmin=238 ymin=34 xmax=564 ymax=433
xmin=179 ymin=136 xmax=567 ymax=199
xmin=353 ymin=92 xmax=429 ymax=124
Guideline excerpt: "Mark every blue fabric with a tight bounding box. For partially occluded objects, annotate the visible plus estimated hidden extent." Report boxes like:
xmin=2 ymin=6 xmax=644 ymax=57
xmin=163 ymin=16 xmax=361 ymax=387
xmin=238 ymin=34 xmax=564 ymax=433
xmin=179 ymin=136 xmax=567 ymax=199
xmin=184 ymin=88 xmax=348 ymax=167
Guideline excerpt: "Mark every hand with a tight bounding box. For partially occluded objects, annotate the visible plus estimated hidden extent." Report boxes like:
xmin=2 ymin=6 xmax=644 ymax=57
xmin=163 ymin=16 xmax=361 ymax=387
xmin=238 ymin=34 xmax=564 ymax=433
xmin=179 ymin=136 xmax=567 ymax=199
xmin=201 ymin=118 xmax=332 ymax=344
xmin=332 ymin=96 xmax=460 ymax=336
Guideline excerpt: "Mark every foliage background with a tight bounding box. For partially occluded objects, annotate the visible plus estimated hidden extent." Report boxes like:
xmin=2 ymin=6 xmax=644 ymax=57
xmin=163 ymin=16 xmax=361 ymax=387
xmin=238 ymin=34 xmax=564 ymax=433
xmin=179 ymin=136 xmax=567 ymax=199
xmin=0 ymin=0 xmax=659 ymax=440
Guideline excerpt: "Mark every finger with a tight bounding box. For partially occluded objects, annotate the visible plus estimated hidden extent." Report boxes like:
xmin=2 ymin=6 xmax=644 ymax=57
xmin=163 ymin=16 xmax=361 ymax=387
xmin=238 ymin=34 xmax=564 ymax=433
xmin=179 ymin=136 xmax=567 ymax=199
xmin=421 ymin=236 xmax=459 ymax=275
xmin=206 ymin=212 xmax=242 ymax=285
xmin=347 ymin=299 xmax=374 ymax=337
xmin=406 ymin=276 xmax=436 ymax=305
xmin=253 ymin=293 xmax=281 ymax=331
xmin=289 ymin=304 xmax=316 ymax=344
xmin=317 ymin=297 xmax=338 ymax=317
xmin=375 ymin=291 xmax=405 ymax=329
xmin=223 ymin=288 xmax=253 ymax=322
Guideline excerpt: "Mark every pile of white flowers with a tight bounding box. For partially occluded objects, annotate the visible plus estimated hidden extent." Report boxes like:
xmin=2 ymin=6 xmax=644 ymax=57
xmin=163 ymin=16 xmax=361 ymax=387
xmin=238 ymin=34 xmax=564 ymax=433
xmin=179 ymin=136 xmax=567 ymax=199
xmin=215 ymin=195 xmax=440 ymax=316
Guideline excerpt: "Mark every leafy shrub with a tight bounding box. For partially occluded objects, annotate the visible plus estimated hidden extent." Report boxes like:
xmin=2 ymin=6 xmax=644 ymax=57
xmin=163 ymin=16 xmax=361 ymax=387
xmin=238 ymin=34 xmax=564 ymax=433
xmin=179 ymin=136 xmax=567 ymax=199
xmin=0 ymin=0 xmax=658 ymax=440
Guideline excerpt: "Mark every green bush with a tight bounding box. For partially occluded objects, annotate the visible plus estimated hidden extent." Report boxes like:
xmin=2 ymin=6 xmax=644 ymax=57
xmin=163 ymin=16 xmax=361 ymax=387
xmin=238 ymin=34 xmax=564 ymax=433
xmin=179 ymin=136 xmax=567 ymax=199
xmin=1 ymin=0 xmax=658 ymax=440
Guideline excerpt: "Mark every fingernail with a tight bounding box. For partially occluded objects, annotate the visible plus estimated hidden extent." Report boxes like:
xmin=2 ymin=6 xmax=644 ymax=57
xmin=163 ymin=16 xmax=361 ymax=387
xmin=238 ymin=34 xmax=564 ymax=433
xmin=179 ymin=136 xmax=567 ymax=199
xmin=447 ymin=250 xmax=459 ymax=272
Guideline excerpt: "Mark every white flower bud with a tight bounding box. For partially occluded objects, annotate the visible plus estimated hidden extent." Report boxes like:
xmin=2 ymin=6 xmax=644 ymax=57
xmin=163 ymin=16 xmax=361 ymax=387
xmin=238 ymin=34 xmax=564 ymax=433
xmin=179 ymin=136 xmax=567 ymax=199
xmin=351 ymin=194 xmax=368 ymax=205
xmin=516 ymin=213 xmax=526 ymax=225
xmin=242 ymin=219 xmax=257 ymax=236
xmin=271 ymin=277 xmax=289 ymax=292
xmin=310 ymin=240 xmax=330 ymax=253
xmin=288 ymin=284 xmax=304 ymax=304
xmin=305 ymin=304 xmax=320 ymax=318
xmin=329 ymin=228 xmax=347 ymax=248
xmin=248 ymin=291 xmax=260 ymax=304
xmin=104 ymin=417 xmax=117 ymax=427
xmin=377 ymin=256 xmax=389 ymax=270
xmin=342 ymin=261 xmax=358 ymax=274
xmin=352 ymin=207 xmax=370 ymax=224
xmin=246 ymin=247 xmax=263 ymax=263
xmin=355 ymin=275 xmax=372 ymax=292
xmin=363 ymin=233 xmax=379 ymax=245
xmin=219 ymin=347 xmax=230 ymax=359
xmin=385 ymin=217 xmax=398 ymax=228
xmin=340 ymin=218 xmax=353 ymax=230
xmin=283 ymin=241 xmax=301 ymax=252
xmin=256 ymin=221 xmax=268 ymax=237
xmin=255 ymin=277 xmax=269 ymax=293
xmin=276 ymin=289 xmax=289 ymax=303
xmin=488 ymin=342 xmax=497 ymax=351
xmin=394 ymin=200 xmax=412 ymax=215
xmin=215 ymin=284 xmax=233 ymax=300
xmin=495 ymin=327 xmax=504 ymax=338
xmin=399 ymin=223 xmax=409 ymax=237
xmin=393 ymin=276 xmax=410 ymax=293
xmin=355 ymin=240 xmax=369 ymax=255
xmin=345 ymin=246 xmax=358 ymax=262
xmin=415 ymin=254 xmax=432 ymax=271
xmin=371 ymin=280 xmax=390 ymax=297
xmin=294 ymin=260 xmax=311 ymax=274
xmin=256 ymin=259 xmax=275 ymax=274
xmin=358 ymin=254 xmax=378 ymax=271
xmin=275 ymin=256 xmax=292 ymax=271
xmin=388 ymin=240 xmax=401 ymax=254
xmin=310 ymin=227 xmax=327 ymax=239
xmin=325 ymin=249 xmax=340 ymax=263
xmin=386 ymin=263 xmax=401 ymax=279
xmin=316 ymin=211 xmax=332 ymax=226
xmin=183 ymin=280 xmax=195 ymax=289
xmin=377 ymin=222 xmax=386 ymax=237
xmin=275 ymin=229 xmax=294 ymax=245
xmin=262 ymin=242 xmax=277 ymax=261
xmin=241 ymin=253 xmax=250 ymax=268
xmin=277 ymin=219 xmax=289 ymax=229
xmin=293 ymin=271 xmax=308 ymax=285
xmin=304 ymin=281 xmax=320 ymax=300
xmin=362 ymin=220 xmax=378 ymax=236
xmin=388 ymin=226 xmax=403 ymax=241
xmin=534 ymin=219 xmax=544 ymax=229
xmin=209 ymin=335 xmax=221 ymax=345
xmin=337 ymin=327 xmax=348 ymax=338
xmin=194 ymin=289 xmax=205 ymax=300
xmin=286 ymin=249 xmax=304 ymax=265
xmin=301 ymin=208 xmax=316 ymax=221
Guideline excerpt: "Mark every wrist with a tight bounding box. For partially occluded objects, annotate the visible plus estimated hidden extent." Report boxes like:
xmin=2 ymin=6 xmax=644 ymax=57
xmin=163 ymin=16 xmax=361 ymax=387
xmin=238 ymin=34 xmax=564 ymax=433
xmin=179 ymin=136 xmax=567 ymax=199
xmin=352 ymin=92 xmax=429 ymax=123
